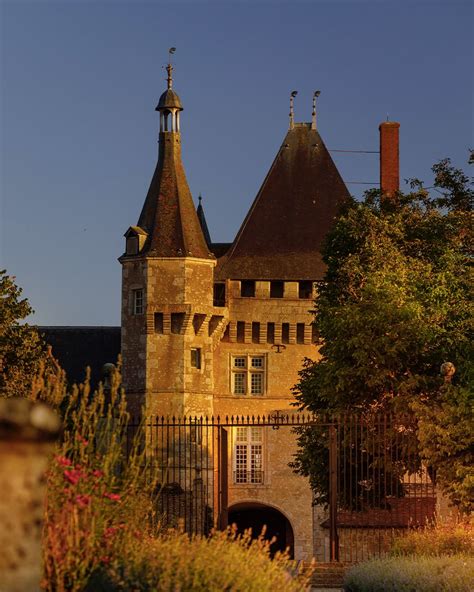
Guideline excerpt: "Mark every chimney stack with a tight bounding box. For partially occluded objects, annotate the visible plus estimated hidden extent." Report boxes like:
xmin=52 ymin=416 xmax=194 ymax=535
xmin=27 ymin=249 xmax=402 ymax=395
xmin=379 ymin=121 xmax=400 ymax=196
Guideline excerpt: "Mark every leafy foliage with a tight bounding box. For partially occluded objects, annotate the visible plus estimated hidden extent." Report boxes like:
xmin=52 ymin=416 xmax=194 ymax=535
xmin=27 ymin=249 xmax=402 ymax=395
xmin=292 ymin=157 xmax=473 ymax=510
xmin=0 ymin=270 xmax=54 ymax=398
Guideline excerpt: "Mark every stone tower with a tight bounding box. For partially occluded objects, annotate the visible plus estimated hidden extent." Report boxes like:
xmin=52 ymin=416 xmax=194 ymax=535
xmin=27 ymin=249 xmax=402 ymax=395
xmin=120 ymin=61 xmax=223 ymax=416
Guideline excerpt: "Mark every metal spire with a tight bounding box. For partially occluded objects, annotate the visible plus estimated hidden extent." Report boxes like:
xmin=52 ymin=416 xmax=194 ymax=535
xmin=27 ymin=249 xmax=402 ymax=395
xmin=311 ymin=90 xmax=321 ymax=130
xmin=289 ymin=91 xmax=297 ymax=130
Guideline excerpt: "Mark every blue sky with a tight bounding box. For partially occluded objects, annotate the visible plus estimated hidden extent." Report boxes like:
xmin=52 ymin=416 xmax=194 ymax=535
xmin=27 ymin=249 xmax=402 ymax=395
xmin=1 ymin=0 xmax=472 ymax=326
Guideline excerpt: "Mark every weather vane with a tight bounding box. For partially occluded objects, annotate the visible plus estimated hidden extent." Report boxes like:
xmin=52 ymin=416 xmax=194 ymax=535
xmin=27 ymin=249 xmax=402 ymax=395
xmin=166 ymin=47 xmax=176 ymax=89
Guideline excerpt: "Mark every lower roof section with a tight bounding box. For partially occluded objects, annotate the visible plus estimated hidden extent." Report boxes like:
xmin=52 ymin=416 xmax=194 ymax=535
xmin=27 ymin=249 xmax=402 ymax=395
xmin=39 ymin=326 xmax=121 ymax=388
xmin=216 ymin=251 xmax=326 ymax=281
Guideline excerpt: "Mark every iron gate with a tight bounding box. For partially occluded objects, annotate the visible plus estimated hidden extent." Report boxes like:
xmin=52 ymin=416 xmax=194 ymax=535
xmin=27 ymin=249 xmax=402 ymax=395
xmin=126 ymin=413 xmax=436 ymax=562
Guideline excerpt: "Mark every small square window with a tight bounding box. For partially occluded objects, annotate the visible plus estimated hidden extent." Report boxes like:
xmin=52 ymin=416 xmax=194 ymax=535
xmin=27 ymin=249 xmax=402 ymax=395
xmin=213 ymin=283 xmax=226 ymax=307
xmin=154 ymin=312 xmax=164 ymax=333
xmin=270 ymin=281 xmax=284 ymax=298
xmin=171 ymin=313 xmax=185 ymax=334
xmin=191 ymin=348 xmax=201 ymax=369
xmin=132 ymin=289 xmax=144 ymax=315
xmin=241 ymin=280 xmax=256 ymax=297
xmin=266 ymin=322 xmax=275 ymax=344
xmin=299 ymin=281 xmax=313 ymax=299
xmin=251 ymin=356 xmax=264 ymax=368
xmin=236 ymin=321 xmax=245 ymax=343
xmin=296 ymin=323 xmax=305 ymax=344
xmin=234 ymin=357 xmax=246 ymax=368
xmin=252 ymin=322 xmax=260 ymax=343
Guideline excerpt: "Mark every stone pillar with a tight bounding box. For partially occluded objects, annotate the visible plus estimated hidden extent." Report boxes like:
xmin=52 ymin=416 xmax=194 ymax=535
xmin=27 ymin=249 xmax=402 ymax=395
xmin=0 ymin=398 xmax=61 ymax=592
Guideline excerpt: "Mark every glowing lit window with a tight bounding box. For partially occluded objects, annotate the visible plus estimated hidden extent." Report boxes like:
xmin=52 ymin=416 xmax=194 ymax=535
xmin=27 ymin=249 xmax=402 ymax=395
xmin=234 ymin=427 xmax=264 ymax=484
xmin=231 ymin=355 xmax=266 ymax=396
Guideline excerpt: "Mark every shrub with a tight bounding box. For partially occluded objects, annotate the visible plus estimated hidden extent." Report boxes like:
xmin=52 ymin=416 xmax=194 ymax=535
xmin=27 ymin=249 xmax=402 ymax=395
xmin=38 ymin=365 xmax=160 ymax=592
xmin=87 ymin=528 xmax=310 ymax=592
xmin=391 ymin=521 xmax=473 ymax=557
xmin=343 ymin=555 xmax=474 ymax=592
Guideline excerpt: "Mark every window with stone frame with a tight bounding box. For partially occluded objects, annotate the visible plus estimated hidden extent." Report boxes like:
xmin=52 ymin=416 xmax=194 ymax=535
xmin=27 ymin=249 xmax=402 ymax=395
xmin=231 ymin=355 xmax=266 ymax=396
xmin=191 ymin=347 xmax=202 ymax=369
xmin=132 ymin=289 xmax=144 ymax=315
xmin=233 ymin=426 xmax=264 ymax=484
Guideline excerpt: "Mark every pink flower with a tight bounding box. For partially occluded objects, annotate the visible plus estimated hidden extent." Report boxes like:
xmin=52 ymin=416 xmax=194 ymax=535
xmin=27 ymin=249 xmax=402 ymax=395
xmin=76 ymin=434 xmax=89 ymax=446
xmin=99 ymin=556 xmax=111 ymax=565
xmin=103 ymin=492 xmax=121 ymax=502
xmin=56 ymin=455 xmax=72 ymax=467
xmin=104 ymin=526 xmax=118 ymax=539
xmin=63 ymin=469 xmax=84 ymax=486
xmin=92 ymin=469 xmax=104 ymax=479
xmin=75 ymin=494 xmax=91 ymax=508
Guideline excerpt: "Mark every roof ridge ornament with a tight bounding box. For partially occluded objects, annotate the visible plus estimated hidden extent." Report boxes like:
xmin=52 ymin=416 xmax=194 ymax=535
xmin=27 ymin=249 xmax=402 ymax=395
xmin=311 ymin=90 xmax=321 ymax=130
xmin=166 ymin=47 xmax=176 ymax=89
xmin=289 ymin=90 xmax=298 ymax=130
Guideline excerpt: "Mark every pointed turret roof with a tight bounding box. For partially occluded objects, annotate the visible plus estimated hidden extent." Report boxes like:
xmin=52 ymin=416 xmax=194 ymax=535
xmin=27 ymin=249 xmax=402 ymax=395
xmin=196 ymin=195 xmax=212 ymax=245
xmin=136 ymin=70 xmax=213 ymax=259
xmin=217 ymin=123 xmax=350 ymax=280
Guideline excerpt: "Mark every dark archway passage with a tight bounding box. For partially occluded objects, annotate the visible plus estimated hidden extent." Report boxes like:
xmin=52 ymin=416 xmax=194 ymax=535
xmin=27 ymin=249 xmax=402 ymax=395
xmin=228 ymin=503 xmax=295 ymax=558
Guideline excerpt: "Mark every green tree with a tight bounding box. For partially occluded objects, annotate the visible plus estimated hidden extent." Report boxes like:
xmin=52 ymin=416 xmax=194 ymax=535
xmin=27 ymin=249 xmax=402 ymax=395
xmin=292 ymin=157 xmax=473 ymax=511
xmin=0 ymin=269 xmax=52 ymax=398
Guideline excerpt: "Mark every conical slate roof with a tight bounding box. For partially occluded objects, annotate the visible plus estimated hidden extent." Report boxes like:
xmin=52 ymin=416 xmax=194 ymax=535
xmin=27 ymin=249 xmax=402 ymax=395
xmin=196 ymin=196 xmax=212 ymax=245
xmin=216 ymin=123 xmax=350 ymax=280
xmin=137 ymin=132 xmax=213 ymax=259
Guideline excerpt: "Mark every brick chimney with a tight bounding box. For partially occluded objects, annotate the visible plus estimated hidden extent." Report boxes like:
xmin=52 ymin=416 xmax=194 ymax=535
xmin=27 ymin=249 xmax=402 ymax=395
xmin=379 ymin=121 xmax=400 ymax=196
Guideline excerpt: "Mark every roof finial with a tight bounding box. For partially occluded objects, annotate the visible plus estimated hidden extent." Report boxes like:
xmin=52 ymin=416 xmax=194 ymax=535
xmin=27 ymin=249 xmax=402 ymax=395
xmin=166 ymin=47 xmax=176 ymax=89
xmin=311 ymin=90 xmax=321 ymax=130
xmin=289 ymin=91 xmax=298 ymax=130
xmin=198 ymin=194 xmax=202 ymax=204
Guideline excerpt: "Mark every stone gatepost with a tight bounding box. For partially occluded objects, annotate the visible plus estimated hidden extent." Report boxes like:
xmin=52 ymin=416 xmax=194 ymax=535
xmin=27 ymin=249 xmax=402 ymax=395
xmin=0 ymin=398 xmax=61 ymax=592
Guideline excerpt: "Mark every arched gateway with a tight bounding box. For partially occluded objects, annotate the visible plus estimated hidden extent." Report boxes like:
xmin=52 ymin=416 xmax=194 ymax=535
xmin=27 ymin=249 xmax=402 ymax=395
xmin=228 ymin=502 xmax=295 ymax=558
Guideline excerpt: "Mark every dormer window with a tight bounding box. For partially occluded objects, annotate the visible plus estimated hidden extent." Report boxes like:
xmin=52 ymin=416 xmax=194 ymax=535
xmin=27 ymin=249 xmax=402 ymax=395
xmin=126 ymin=235 xmax=139 ymax=255
xmin=124 ymin=226 xmax=148 ymax=256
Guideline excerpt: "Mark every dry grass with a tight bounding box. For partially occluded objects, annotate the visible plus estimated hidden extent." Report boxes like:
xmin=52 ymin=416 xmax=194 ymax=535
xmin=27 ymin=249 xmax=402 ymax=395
xmin=344 ymin=555 xmax=474 ymax=592
xmin=391 ymin=520 xmax=473 ymax=557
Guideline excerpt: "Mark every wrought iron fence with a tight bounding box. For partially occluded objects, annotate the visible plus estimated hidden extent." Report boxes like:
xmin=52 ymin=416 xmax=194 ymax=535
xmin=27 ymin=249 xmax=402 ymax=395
xmin=124 ymin=413 xmax=436 ymax=563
